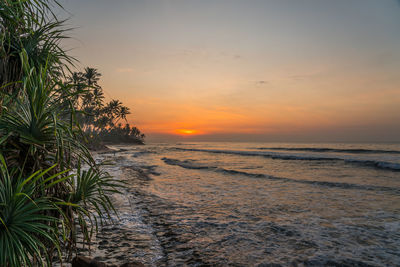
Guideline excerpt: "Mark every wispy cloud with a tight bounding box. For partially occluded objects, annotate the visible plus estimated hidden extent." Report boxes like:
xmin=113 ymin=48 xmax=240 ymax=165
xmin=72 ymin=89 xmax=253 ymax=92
xmin=255 ymin=80 xmax=268 ymax=86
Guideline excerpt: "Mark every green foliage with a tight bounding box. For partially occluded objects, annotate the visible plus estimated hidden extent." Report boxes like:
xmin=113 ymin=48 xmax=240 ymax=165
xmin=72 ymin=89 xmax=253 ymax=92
xmin=65 ymin=68 xmax=145 ymax=146
xmin=0 ymin=156 xmax=62 ymax=266
xmin=0 ymin=51 xmax=91 ymax=173
xmin=68 ymin=163 xmax=124 ymax=246
xmin=0 ymin=0 xmax=131 ymax=265
xmin=99 ymin=123 xmax=145 ymax=144
xmin=0 ymin=52 xmax=123 ymax=263
xmin=0 ymin=149 xmax=123 ymax=265
xmin=0 ymin=0 xmax=73 ymax=92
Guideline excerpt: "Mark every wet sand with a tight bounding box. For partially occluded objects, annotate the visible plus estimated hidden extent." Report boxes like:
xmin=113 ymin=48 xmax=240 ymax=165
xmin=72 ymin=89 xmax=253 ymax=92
xmin=70 ymin=161 xmax=163 ymax=266
xmin=71 ymin=153 xmax=218 ymax=267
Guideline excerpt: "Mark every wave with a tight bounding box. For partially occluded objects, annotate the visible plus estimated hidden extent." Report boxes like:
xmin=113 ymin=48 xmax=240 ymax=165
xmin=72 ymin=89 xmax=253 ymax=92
xmin=255 ymin=147 xmax=400 ymax=154
xmin=161 ymin=157 xmax=400 ymax=194
xmin=172 ymin=148 xmax=400 ymax=172
xmin=131 ymin=150 xmax=158 ymax=157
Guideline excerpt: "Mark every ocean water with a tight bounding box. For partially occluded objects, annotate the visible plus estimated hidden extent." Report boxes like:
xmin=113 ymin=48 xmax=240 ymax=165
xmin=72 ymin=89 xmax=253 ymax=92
xmin=101 ymin=142 xmax=400 ymax=266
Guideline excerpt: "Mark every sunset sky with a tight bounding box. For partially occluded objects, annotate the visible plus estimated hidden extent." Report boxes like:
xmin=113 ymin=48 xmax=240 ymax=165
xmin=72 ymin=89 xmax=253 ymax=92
xmin=61 ymin=0 xmax=400 ymax=142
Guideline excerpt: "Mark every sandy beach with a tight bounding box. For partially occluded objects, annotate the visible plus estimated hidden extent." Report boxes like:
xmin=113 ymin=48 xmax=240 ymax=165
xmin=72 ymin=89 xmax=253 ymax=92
xmin=70 ymin=148 xmax=224 ymax=266
xmin=66 ymin=154 xmax=160 ymax=266
xmin=3 ymin=1 xmax=399 ymax=266
xmin=69 ymin=151 xmax=199 ymax=266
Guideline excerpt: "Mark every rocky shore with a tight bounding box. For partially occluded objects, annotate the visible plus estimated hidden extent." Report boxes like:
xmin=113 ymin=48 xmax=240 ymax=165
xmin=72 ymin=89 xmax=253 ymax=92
xmin=71 ymin=255 xmax=145 ymax=267
xmin=65 ymin=155 xmax=163 ymax=266
xmin=66 ymin=149 xmax=215 ymax=267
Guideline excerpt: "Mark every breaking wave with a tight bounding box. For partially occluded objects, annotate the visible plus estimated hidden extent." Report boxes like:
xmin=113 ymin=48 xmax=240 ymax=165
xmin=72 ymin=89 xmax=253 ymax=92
xmin=161 ymin=157 xmax=400 ymax=194
xmin=255 ymin=147 xmax=400 ymax=154
xmin=172 ymin=148 xmax=400 ymax=171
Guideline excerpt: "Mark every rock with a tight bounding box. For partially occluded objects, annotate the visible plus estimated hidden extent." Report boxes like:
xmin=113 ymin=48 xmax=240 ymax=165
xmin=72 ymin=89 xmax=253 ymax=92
xmin=120 ymin=262 xmax=146 ymax=267
xmin=71 ymin=255 xmax=108 ymax=267
xmin=72 ymin=256 xmax=91 ymax=267
xmin=91 ymin=260 xmax=107 ymax=267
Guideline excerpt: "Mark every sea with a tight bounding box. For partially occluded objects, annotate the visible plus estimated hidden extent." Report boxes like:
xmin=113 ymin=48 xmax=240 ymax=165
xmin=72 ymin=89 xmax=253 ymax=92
xmin=97 ymin=142 xmax=400 ymax=266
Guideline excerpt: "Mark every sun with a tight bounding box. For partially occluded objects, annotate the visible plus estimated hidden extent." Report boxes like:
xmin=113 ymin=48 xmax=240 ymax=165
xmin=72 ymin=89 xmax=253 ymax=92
xmin=175 ymin=129 xmax=201 ymax=135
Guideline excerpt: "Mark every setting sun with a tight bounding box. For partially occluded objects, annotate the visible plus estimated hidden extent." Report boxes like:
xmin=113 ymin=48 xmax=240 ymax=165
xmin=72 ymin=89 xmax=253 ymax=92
xmin=175 ymin=129 xmax=201 ymax=135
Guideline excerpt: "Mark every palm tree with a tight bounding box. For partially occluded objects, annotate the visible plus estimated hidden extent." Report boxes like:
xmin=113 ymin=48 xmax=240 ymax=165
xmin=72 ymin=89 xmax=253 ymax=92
xmin=119 ymin=105 xmax=131 ymax=122
xmin=68 ymin=72 xmax=84 ymax=84
xmin=106 ymin=99 xmax=122 ymax=113
xmin=83 ymin=67 xmax=101 ymax=87
xmin=64 ymin=72 xmax=85 ymax=108
xmin=102 ymin=99 xmax=121 ymax=124
xmin=93 ymin=87 xmax=105 ymax=107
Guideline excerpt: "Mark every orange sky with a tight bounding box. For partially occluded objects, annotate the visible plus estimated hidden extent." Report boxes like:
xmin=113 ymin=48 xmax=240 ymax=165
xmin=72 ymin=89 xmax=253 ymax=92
xmin=62 ymin=0 xmax=400 ymax=142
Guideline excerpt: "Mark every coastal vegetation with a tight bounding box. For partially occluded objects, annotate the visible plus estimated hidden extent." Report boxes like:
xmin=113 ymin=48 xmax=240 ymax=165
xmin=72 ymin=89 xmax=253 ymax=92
xmin=0 ymin=0 xmax=141 ymax=265
xmin=65 ymin=67 xmax=145 ymax=149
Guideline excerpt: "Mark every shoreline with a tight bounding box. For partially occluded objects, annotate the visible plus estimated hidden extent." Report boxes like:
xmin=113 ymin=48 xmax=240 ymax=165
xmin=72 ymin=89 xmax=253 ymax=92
xmin=68 ymin=152 xmax=162 ymax=266
xmin=74 ymin=149 xmax=209 ymax=266
xmin=72 ymin=144 xmax=400 ymax=266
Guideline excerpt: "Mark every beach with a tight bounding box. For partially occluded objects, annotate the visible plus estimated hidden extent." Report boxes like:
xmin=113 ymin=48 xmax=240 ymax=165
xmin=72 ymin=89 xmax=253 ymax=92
xmin=3 ymin=1 xmax=400 ymax=266
xmin=71 ymin=142 xmax=400 ymax=266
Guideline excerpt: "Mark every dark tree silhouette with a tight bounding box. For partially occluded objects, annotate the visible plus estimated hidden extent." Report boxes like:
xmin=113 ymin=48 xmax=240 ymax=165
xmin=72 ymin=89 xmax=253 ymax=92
xmin=66 ymin=68 xmax=145 ymax=147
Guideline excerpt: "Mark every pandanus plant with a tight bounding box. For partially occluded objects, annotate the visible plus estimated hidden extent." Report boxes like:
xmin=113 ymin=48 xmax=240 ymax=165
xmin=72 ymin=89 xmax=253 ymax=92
xmin=0 ymin=153 xmax=122 ymax=265
xmin=0 ymin=51 xmax=90 ymax=174
xmin=0 ymin=154 xmax=66 ymax=266
xmin=0 ymin=50 xmax=123 ymax=265
xmin=0 ymin=0 xmax=73 ymax=93
xmin=0 ymin=0 xmax=124 ymax=264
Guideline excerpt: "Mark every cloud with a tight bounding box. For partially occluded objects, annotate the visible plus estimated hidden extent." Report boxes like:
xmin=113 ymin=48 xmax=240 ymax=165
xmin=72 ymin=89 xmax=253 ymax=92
xmin=116 ymin=68 xmax=134 ymax=73
xmin=255 ymin=80 xmax=268 ymax=86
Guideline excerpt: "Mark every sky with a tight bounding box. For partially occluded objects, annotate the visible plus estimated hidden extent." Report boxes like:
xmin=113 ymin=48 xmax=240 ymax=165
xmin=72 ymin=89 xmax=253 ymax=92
xmin=60 ymin=0 xmax=400 ymax=142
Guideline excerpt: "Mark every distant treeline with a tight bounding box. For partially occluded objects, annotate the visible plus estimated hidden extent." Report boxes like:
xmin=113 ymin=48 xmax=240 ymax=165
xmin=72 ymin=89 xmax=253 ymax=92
xmin=65 ymin=67 xmax=145 ymax=149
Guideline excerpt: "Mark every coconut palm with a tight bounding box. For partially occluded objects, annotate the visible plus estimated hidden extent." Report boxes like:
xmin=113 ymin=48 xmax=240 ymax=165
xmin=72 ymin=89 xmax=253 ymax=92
xmin=118 ymin=105 xmax=131 ymax=122
xmin=83 ymin=67 xmax=101 ymax=87
xmin=105 ymin=99 xmax=122 ymax=115
xmin=64 ymin=67 xmax=144 ymax=147
xmin=66 ymin=72 xmax=86 ymax=107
